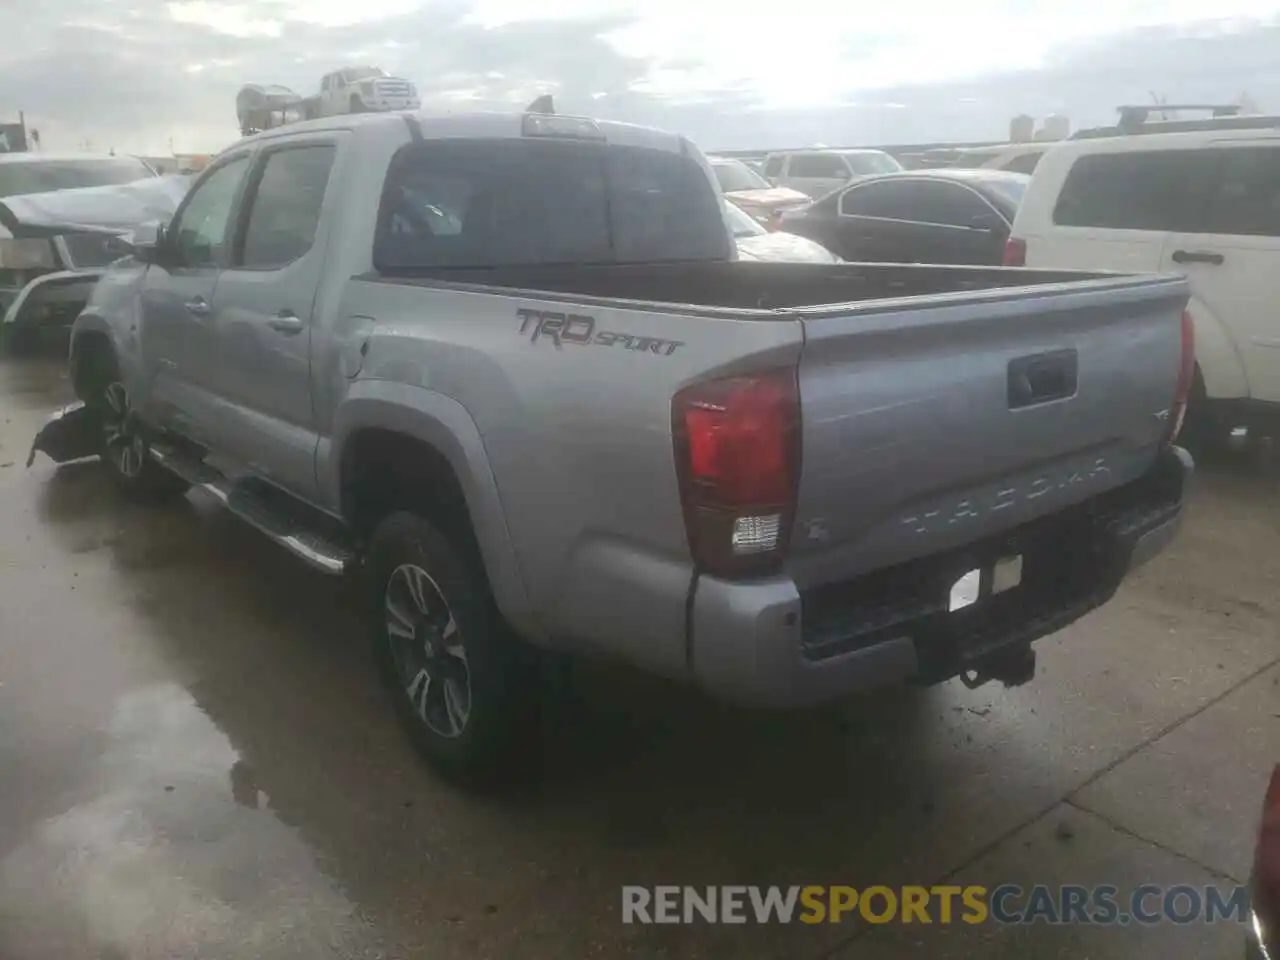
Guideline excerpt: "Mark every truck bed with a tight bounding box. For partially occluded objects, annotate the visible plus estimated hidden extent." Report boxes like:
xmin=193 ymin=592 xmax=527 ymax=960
xmin=368 ymin=260 xmax=1141 ymax=315
xmin=361 ymin=259 xmax=1188 ymax=597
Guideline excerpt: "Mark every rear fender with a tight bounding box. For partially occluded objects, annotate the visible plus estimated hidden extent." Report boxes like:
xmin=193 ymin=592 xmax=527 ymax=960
xmin=1187 ymin=297 xmax=1249 ymax=400
xmin=325 ymin=380 xmax=538 ymax=640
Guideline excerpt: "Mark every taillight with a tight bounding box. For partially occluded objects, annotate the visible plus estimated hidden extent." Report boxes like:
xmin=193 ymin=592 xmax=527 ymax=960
xmin=1002 ymin=236 xmax=1027 ymax=267
xmin=1167 ymin=310 xmax=1196 ymax=444
xmin=1255 ymin=765 xmax=1280 ymax=927
xmin=672 ymin=369 xmax=801 ymax=579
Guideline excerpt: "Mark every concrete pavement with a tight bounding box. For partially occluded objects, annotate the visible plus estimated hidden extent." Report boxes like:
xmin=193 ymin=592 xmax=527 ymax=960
xmin=0 ymin=353 xmax=1275 ymax=959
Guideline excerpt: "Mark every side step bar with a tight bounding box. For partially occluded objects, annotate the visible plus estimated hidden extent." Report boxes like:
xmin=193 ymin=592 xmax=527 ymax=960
xmin=150 ymin=444 xmax=355 ymax=575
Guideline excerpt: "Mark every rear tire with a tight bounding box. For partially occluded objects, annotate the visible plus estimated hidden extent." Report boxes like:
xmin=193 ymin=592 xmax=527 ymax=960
xmin=83 ymin=351 xmax=190 ymax=503
xmin=1178 ymin=368 xmax=1231 ymax=458
xmin=367 ymin=511 xmax=537 ymax=783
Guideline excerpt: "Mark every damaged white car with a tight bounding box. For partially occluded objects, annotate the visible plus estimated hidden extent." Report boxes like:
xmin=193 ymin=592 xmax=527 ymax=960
xmin=0 ymin=154 xmax=189 ymax=353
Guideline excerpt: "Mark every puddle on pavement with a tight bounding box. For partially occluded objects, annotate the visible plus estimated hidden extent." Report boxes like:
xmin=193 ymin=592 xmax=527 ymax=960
xmin=0 ymin=682 xmax=386 ymax=960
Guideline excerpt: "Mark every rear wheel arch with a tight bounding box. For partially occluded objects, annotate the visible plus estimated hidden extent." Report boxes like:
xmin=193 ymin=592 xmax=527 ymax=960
xmin=340 ymin=428 xmax=482 ymax=562
xmin=1184 ymin=298 xmax=1249 ymax=401
xmin=331 ymin=391 xmax=538 ymax=640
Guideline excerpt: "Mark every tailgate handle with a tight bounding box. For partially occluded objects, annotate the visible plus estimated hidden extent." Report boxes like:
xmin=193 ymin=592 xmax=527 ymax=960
xmin=1008 ymin=349 xmax=1078 ymax=410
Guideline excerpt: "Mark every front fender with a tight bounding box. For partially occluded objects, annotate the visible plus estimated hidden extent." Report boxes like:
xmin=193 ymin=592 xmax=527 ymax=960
xmin=69 ymin=264 xmax=149 ymax=398
xmin=1187 ymin=297 xmax=1249 ymax=400
xmin=322 ymin=380 xmax=539 ymax=641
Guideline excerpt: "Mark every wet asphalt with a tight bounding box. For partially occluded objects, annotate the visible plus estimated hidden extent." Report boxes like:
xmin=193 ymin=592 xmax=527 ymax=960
xmin=0 ymin=350 xmax=1276 ymax=959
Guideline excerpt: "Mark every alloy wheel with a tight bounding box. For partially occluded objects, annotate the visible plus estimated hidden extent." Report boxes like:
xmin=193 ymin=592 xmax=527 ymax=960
xmin=101 ymin=382 xmax=147 ymax=479
xmin=384 ymin=563 xmax=472 ymax=738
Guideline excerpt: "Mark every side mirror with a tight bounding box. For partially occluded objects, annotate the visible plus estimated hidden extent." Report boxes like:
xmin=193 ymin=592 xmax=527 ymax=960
xmin=124 ymin=221 xmax=166 ymax=264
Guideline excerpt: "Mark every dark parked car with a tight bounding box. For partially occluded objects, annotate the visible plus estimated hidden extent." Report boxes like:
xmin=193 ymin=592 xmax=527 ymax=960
xmin=776 ymin=168 xmax=1029 ymax=265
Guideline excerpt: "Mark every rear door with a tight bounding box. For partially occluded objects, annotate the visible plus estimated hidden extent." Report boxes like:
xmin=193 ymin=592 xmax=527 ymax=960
xmin=905 ymin=180 xmax=1010 ymax=265
xmin=831 ymin=178 xmax=1004 ymax=264
xmin=1158 ymin=143 xmax=1280 ymax=404
xmin=833 ymin=179 xmax=920 ymax=261
xmin=139 ymin=151 xmax=252 ymax=443
xmin=207 ymin=135 xmax=341 ymax=498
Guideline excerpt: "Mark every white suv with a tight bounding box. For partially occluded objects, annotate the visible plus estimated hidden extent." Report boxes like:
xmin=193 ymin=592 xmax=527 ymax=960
xmin=762 ymin=149 xmax=901 ymax=199
xmin=1008 ymin=121 xmax=1280 ymax=447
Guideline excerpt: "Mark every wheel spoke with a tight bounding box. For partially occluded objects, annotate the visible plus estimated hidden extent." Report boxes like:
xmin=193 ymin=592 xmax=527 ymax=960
xmin=402 ymin=566 xmax=430 ymax=614
xmin=440 ymin=615 xmax=459 ymax=645
xmin=406 ymin=667 xmax=431 ymax=720
xmin=385 ymin=598 xmax=416 ymax=639
xmin=442 ymin=635 xmax=465 ymax=666
xmin=442 ymin=678 xmax=467 ymax=735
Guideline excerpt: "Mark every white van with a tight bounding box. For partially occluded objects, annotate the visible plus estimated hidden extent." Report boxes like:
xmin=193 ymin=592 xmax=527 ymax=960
xmin=762 ymin=149 xmax=902 ymax=199
xmin=1008 ymin=118 xmax=1280 ymax=447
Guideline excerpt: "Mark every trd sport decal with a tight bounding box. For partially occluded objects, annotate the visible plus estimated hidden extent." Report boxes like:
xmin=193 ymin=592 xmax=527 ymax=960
xmin=517 ymin=308 xmax=684 ymax=356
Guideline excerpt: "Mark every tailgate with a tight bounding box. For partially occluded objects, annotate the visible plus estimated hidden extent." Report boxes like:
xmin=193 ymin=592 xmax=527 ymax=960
xmin=789 ymin=274 xmax=1189 ymax=590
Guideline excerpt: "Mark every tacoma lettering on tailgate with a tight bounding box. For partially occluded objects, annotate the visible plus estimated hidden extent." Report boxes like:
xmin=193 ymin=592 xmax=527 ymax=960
xmin=900 ymin=458 xmax=1111 ymax=535
xmin=517 ymin=308 xmax=684 ymax=356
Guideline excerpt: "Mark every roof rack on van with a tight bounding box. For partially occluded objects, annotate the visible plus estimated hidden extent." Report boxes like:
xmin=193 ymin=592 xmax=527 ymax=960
xmin=1069 ymin=103 xmax=1280 ymax=140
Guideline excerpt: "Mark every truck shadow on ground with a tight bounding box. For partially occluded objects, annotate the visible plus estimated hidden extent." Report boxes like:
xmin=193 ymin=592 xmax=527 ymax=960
xmin=31 ymin=458 xmax=993 ymax=950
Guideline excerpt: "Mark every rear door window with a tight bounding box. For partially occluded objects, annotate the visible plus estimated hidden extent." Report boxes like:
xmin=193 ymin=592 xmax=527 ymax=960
xmin=788 ymin=154 xmax=849 ymax=179
xmin=238 ymin=144 xmax=335 ymax=268
xmin=1052 ymin=150 xmax=1218 ymax=232
xmin=1199 ymin=146 xmax=1280 ymax=237
xmin=904 ymin=181 xmax=992 ymax=227
xmin=839 ymin=180 xmax=921 ymax=219
xmin=374 ymin=138 xmax=730 ymax=269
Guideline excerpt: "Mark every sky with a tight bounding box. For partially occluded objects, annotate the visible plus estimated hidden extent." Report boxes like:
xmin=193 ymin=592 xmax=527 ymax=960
xmin=3 ymin=0 xmax=1280 ymax=156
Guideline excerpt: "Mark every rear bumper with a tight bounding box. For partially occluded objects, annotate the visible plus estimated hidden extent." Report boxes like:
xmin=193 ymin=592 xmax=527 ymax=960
xmin=690 ymin=445 xmax=1193 ymax=708
xmin=2 ymin=269 xmax=102 ymax=328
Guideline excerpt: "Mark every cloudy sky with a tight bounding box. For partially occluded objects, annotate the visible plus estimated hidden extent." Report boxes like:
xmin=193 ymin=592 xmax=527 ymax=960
xmin=4 ymin=0 xmax=1280 ymax=156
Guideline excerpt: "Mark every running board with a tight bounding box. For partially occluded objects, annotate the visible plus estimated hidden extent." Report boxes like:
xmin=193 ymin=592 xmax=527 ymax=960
xmin=149 ymin=444 xmax=355 ymax=575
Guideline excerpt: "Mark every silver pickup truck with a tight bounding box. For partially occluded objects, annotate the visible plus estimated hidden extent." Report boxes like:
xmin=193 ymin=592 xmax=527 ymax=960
xmin=31 ymin=109 xmax=1195 ymax=778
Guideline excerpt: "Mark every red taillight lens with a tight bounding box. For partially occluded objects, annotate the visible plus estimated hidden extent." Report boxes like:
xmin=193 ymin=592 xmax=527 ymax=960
xmin=1168 ymin=310 xmax=1196 ymax=444
xmin=1255 ymin=765 xmax=1280 ymax=926
xmin=1002 ymin=236 xmax=1027 ymax=267
xmin=673 ymin=369 xmax=801 ymax=578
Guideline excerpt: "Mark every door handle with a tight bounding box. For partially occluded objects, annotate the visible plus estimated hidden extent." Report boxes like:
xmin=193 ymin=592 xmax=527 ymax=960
xmin=267 ymin=311 xmax=304 ymax=335
xmin=184 ymin=297 xmax=211 ymax=318
xmin=1171 ymin=249 xmax=1225 ymax=266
